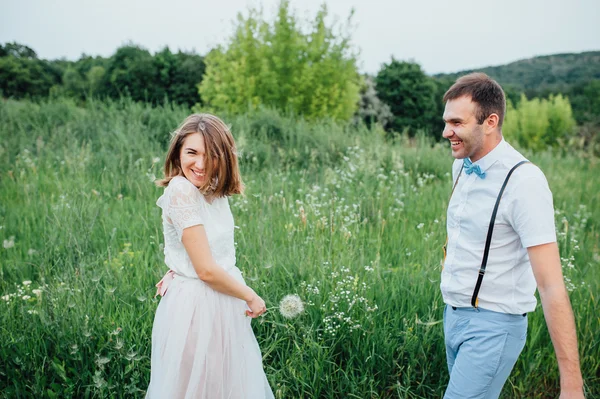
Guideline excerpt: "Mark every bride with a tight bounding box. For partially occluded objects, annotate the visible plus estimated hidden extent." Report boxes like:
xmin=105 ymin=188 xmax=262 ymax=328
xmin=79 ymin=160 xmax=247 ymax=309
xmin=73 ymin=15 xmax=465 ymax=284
xmin=146 ymin=113 xmax=274 ymax=399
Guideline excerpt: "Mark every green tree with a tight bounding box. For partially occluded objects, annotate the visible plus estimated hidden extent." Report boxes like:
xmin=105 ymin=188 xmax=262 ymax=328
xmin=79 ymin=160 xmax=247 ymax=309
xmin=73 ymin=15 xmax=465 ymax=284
xmin=0 ymin=54 xmax=59 ymax=98
xmin=0 ymin=42 xmax=37 ymax=58
xmin=86 ymin=66 xmax=106 ymax=97
xmin=62 ymin=67 xmax=86 ymax=98
xmin=154 ymin=48 xmax=205 ymax=107
xmin=503 ymin=94 xmax=576 ymax=150
xmin=199 ymin=0 xmax=360 ymax=120
xmin=375 ymin=59 xmax=437 ymax=135
xmin=101 ymin=45 xmax=160 ymax=102
xmin=568 ymin=79 xmax=600 ymax=125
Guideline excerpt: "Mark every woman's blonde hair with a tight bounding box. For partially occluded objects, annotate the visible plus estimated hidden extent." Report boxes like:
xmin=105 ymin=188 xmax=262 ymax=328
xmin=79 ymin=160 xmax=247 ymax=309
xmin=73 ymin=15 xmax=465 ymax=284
xmin=156 ymin=113 xmax=244 ymax=197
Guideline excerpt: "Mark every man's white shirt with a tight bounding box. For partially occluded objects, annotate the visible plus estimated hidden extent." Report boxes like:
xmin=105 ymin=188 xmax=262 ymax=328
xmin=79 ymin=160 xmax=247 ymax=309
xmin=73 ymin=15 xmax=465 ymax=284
xmin=441 ymin=139 xmax=557 ymax=314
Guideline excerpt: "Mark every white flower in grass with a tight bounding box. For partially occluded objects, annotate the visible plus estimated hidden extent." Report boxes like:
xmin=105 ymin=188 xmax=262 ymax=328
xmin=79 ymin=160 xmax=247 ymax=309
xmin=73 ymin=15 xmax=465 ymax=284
xmin=22 ymin=295 xmax=31 ymax=300
xmin=22 ymin=280 xmax=32 ymax=286
xmin=279 ymin=294 xmax=304 ymax=319
xmin=3 ymin=236 xmax=15 ymax=249
xmin=95 ymin=356 xmax=110 ymax=366
xmin=32 ymin=289 xmax=42 ymax=297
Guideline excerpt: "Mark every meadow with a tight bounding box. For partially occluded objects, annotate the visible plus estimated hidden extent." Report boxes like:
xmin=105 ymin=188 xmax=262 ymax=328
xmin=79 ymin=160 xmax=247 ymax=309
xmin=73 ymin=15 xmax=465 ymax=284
xmin=0 ymin=98 xmax=598 ymax=398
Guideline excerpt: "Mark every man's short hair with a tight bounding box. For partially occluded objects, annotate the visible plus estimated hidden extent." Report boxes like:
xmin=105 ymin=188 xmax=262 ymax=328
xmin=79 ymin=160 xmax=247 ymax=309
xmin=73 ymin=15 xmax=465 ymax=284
xmin=443 ymin=72 xmax=506 ymax=128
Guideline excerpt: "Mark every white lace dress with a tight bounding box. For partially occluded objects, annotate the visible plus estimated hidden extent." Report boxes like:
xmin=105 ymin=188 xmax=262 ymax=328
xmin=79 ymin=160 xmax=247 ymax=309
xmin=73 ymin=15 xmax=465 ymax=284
xmin=146 ymin=176 xmax=274 ymax=399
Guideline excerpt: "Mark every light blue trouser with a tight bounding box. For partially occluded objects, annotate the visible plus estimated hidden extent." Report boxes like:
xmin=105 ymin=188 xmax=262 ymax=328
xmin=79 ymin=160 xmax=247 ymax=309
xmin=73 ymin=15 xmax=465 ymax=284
xmin=443 ymin=305 xmax=527 ymax=399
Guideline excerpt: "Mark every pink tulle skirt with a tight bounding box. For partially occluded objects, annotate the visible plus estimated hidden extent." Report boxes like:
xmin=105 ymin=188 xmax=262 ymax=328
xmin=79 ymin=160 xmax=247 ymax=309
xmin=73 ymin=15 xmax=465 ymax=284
xmin=146 ymin=269 xmax=274 ymax=399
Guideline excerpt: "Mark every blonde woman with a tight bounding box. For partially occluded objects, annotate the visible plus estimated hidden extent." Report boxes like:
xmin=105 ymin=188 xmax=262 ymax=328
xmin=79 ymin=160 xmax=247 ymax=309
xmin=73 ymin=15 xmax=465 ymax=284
xmin=146 ymin=114 xmax=274 ymax=398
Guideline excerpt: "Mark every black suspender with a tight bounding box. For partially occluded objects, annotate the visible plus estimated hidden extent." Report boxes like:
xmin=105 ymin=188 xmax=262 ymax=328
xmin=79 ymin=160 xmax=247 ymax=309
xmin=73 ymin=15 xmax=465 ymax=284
xmin=470 ymin=160 xmax=530 ymax=308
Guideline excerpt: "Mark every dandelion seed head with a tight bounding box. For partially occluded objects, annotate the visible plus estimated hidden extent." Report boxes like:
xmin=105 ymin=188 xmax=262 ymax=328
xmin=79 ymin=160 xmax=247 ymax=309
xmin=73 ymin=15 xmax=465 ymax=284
xmin=279 ymin=294 xmax=304 ymax=319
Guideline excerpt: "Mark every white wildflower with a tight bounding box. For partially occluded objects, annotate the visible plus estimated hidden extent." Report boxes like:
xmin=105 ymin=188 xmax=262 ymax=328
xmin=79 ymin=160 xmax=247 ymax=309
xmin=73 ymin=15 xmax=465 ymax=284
xmin=93 ymin=370 xmax=106 ymax=389
xmin=3 ymin=236 xmax=15 ymax=249
xmin=96 ymin=357 xmax=110 ymax=366
xmin=22 ymin=280 xmax=32 ymax=286
xmin=22 ymin=295 xmax=31 ymax=300
xmin=32 ymin=289 xmax=42 ymax=297
xmin=279 ymin=294 xmax=304 ymax=319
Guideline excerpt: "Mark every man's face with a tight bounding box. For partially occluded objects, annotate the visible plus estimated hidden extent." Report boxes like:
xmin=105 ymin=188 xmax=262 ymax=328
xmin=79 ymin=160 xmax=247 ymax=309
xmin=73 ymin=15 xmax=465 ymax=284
xmin=442 ymin=96 xmax=485 ymax=161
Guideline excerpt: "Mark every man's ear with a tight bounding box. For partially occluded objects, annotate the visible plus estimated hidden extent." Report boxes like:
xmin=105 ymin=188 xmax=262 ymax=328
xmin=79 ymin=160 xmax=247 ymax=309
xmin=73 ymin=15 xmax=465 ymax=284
xmin=485 ymin=113 xmax=500 ymax=133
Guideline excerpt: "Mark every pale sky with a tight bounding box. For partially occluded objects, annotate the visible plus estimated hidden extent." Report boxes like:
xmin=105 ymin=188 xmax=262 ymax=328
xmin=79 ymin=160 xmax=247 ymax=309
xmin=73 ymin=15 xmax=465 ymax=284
xmin=1 ymin=0 xmax=598 ymax=75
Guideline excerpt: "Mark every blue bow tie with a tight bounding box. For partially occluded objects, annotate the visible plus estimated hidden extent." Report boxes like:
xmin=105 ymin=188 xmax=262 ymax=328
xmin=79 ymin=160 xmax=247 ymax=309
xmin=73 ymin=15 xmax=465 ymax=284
xmin=463 ymin=158 xmax=486 ymax=179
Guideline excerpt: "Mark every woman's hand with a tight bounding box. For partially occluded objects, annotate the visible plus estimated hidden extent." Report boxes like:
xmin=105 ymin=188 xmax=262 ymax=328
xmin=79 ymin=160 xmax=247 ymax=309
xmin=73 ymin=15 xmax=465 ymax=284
xmin=245 ymin=291 xmax=267 ymax=318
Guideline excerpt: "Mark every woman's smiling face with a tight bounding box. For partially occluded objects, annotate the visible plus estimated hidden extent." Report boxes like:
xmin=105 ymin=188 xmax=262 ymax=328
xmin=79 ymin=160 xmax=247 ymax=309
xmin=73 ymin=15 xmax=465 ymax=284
xmin=179 ymin=132 xmax=209 ymax=188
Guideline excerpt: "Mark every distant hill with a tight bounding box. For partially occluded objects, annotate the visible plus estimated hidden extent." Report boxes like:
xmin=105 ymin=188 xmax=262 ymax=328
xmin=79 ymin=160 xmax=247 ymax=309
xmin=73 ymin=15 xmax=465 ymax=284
xmin=434 ymin=51 xmax=600 ymax=92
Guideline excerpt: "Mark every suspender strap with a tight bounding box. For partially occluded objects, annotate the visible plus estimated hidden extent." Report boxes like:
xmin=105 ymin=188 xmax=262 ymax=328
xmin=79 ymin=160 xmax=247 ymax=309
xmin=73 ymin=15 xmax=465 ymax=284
xmin=471 ymin=160 xmax=530 ymax=308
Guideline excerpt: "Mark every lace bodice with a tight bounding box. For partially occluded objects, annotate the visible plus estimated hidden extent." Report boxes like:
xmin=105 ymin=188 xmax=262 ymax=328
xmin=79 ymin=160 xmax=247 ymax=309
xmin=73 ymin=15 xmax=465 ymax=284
xmin=156 ymin=176 xmax=236 ymax=278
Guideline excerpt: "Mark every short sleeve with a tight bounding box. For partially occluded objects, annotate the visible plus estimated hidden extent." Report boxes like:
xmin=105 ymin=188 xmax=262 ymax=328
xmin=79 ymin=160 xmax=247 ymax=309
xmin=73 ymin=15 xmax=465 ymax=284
xmin=164 ymin=177 xmax=205 ymax=240
xmin=507 ymin=171 xmax=557 ymax=248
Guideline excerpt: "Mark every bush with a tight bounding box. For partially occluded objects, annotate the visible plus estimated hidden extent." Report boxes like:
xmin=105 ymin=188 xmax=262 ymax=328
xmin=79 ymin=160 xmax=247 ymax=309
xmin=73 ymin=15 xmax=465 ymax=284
xmin=199 ymin=1 xmax=361 ymax=121
xmin=375 ymin=59 xmax=437 ymax=136
xmin=503 ymin=94 xmax=576 ymax=151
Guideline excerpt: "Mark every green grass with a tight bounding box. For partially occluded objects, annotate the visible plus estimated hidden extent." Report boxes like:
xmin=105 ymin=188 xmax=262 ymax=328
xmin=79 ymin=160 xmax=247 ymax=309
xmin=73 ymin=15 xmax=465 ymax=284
xmin=0 ymin=98 xmax=598 ymax=398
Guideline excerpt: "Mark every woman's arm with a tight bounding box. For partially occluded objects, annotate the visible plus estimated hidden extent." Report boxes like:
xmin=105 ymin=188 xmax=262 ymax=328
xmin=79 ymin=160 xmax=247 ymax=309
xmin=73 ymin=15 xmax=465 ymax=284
xmin=182 ymin=224 xmax=266 ymax=317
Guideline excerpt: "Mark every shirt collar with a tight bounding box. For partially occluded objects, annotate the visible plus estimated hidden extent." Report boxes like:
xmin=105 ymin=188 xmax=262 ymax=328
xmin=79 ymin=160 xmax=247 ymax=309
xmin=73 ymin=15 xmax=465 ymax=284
xmin=469 ymin=138 xmax=507 ymax=173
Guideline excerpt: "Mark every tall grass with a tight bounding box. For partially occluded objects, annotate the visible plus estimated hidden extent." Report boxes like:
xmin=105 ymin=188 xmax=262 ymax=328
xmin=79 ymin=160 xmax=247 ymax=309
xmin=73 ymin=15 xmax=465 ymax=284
xmin=0 ymin=98 xmax=598 ymax=398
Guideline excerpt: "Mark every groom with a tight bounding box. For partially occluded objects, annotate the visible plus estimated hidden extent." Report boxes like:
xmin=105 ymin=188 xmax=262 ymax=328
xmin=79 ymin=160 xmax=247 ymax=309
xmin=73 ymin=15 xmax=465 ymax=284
xmin=440 ymin=72 xmax=584 ymax=398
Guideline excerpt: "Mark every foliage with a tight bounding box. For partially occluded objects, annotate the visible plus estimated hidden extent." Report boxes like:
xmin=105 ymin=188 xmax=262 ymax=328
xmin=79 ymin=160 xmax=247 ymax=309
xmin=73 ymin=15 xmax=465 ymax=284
xmin=354 ymin=75 xmax=393 ymax=129
xmin=0 ymin=42 xmax=205 ymax=107
xmin=375 ymin=59 xmax=437 ymax=136
xmin=0 ymin=43 xmax=62 ymax=98
xmin=0 ymin=42 xmax=37 ymax=58
xmin=568 ymin=79 xmax=600 ymax=125
xmin=100 ymin=45 xmax=160 ymax=102
xmin=199 ymin=1 xmax=361 ymax=120
xmin=503 ymin=94 xmax=577 ymax=151
xmin=0 ymin=98 xmax=598 ymax=398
